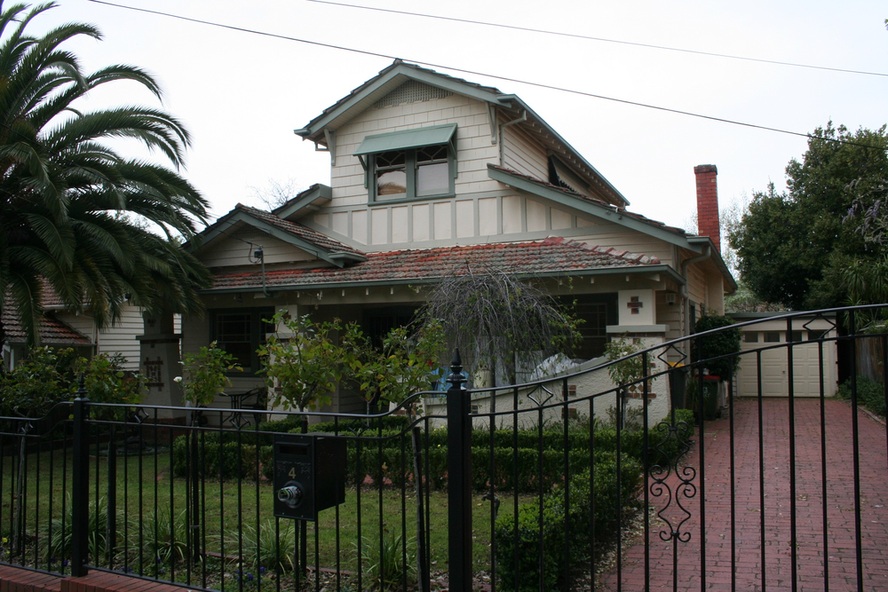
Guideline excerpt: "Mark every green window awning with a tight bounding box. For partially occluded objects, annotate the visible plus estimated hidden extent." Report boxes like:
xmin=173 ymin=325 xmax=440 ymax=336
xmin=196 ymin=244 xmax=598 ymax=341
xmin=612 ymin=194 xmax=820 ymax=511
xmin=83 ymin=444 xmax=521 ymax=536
xmin=354 ymin=123 xmax=457 ymax=156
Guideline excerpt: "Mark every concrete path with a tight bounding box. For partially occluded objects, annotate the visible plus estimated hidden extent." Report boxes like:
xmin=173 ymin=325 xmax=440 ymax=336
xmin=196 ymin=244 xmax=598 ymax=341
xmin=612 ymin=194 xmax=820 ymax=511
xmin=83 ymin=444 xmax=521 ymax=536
xmin=598 ymin=398 xmax=888 ymax=591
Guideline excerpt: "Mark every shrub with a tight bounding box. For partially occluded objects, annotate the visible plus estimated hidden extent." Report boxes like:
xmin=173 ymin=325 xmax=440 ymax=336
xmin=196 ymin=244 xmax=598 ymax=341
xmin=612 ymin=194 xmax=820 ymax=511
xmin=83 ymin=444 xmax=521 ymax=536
xmin=359 ymin=528 xmax=417 ymax=591
xmin=494 ymin=452 xmax=644 ymax=591
xmin=47 ymin=496 xmax=119 ymax=564
xmin=836 ymin=377 xmax=886 ymax=417
xmin=234 ymin=518 xmax=297 ymax=573
xmin=132 ymin=508 xmax=190 ymax=569
xmin=0 ymin=347 xmax=78 ymax=416
xmin=692 ymin=315 xmax=741 ymax=379
xmin=171 ymin=434 xmax=264 ymax=479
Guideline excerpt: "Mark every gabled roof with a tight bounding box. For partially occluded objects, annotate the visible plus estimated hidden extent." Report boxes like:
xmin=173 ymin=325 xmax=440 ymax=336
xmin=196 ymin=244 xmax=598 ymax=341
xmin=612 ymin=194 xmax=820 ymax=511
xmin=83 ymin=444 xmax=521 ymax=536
xmin=487 ymin=164 xmax=696 ymax=250
xmin=294 ymin=60 xmax=629 ymax=207
xmin=191 ymin=204 xmax=366 ymax=266
xmin=1 ymin=306 xmax=91 ymax=346
xmin=207 ymin=237 xmax=671 ymax=293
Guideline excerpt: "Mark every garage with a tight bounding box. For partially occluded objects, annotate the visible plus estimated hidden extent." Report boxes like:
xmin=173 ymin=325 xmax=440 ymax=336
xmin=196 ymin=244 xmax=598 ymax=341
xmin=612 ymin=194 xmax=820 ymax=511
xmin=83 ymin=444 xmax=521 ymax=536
xmin=731 ymin=312 xmax=838 ymax=398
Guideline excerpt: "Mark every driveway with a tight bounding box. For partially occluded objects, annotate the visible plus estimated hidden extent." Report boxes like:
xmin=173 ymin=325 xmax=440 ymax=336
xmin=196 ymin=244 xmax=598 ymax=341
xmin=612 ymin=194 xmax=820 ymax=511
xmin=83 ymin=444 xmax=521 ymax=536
xmin=599 ymin=398 xmax=888 ymax=591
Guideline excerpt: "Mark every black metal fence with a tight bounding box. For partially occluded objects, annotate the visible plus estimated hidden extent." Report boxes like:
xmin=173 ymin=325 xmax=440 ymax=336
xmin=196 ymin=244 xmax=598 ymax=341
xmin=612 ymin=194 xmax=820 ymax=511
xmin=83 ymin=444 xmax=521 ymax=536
xmin=0 ymin=305 xmax=886 ymax=591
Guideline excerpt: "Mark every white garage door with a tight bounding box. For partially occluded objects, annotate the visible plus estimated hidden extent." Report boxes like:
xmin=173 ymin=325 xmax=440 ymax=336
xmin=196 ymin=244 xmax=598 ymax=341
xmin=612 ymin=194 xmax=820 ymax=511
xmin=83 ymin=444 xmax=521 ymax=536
xmin=735 ymin=327 xmax=837 ymax=398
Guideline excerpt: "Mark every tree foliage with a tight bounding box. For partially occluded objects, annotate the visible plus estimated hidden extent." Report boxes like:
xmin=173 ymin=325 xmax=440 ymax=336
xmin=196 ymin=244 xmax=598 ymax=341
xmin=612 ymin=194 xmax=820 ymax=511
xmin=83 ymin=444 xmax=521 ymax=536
xmin=0 ymin=2 xmax=211 ymax=348
xmin=419 ymin=266 xmax=581 ymax=385
xmin=345 ymin=319 xmax=445 ymax=409
xmin=692 ymin=314 xmax=741 ymax=379
xmin=258 ymin=311 xmax=352 ymax=412
xmin=177 ymin=341 xmax=242 ymax=407
xmin=730 ymin=123 xmax=888 ymax=309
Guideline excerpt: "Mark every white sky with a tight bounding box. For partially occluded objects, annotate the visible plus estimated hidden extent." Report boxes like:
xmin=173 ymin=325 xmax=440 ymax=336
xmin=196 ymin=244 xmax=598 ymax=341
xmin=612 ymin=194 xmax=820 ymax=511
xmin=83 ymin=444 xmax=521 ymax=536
xmin=42 ymin=0 xmax=888 ymax=233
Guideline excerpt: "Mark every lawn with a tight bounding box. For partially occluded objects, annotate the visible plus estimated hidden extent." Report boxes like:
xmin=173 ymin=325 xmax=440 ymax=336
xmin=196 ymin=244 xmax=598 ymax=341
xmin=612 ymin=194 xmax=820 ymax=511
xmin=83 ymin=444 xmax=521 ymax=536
xmin=0 ymin=435 xmax=496 ymax=589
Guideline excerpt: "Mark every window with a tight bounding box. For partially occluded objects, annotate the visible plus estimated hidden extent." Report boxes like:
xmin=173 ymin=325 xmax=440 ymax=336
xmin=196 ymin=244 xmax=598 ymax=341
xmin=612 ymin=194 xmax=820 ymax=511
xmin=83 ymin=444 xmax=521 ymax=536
xmin=743 ymin=332 xmax=759 ymax=343
xmin=210 ymin=308 xmax=274 ymax=374
xmin=559 ymin=294 xmax=618 ymax=360
xmin=355 ymin=124 xmax=457 ymax=202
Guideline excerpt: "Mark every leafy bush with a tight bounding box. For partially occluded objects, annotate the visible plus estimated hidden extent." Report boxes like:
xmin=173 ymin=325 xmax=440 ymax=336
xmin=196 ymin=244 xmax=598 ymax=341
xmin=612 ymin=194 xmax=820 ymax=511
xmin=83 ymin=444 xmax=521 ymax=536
xmin=132 ymin=508 xmax=190 ymax=568
xmin=0 ymin=347 xmax=78 ymax=416
xmin=359 ymin=529 xmax=417 ymax=591
xmin=692 ymin=315 xmax=741 ymax=379
xmin=234 ymin=518 xmax=297 ymax=573
xmin=494 ymin=452 xmax=644 ymax=591
xmin=47 ymin=496 xmax=120 ymax=563
xmin=836 ymin=377 xmax=886 ymax=417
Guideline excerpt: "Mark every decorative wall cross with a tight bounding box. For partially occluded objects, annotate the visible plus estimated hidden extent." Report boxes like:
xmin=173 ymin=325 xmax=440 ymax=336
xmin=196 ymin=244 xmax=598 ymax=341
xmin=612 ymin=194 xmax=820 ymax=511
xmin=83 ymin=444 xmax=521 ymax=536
xmin=627 ymin=296 xmax=644 ymax=315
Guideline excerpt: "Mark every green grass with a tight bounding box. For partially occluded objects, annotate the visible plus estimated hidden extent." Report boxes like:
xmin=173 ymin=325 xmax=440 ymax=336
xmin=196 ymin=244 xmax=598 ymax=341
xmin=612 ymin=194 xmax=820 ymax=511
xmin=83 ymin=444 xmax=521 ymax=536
xmin=0 ymin=440 xmax=496 ymax=580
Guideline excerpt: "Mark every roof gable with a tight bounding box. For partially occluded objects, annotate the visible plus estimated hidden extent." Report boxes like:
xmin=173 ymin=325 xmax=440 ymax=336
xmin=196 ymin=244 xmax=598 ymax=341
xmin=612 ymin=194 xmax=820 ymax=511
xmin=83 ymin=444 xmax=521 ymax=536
xmin=294 ymin=60 xmax=628 ymax=207
xmin=191 ymin=204 xmax=365 ymax=267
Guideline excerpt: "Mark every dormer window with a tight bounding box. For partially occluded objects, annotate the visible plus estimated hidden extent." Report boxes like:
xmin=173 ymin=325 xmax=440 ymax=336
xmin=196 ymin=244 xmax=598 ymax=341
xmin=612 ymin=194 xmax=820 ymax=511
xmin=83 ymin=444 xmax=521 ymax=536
xmin=355 ymin=124 xmax=457 ymax=202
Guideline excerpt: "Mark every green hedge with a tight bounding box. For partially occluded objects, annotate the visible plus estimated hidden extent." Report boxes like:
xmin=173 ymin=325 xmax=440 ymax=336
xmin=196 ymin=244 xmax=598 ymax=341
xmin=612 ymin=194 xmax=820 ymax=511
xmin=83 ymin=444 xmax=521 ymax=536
xmin=494 ymin=452 xmax=644 ymax=592
xmin=172 ymin=409 xmax=694 ymax=486
xmin=836 ymin=377 xmax=886 ymax=417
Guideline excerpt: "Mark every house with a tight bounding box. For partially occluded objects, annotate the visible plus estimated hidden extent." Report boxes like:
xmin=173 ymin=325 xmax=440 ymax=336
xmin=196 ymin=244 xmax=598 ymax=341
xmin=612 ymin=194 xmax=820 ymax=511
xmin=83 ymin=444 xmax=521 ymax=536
xmin=1 ymin=295 xmax=146 ymax=373
xmin=142 ymin=60 xmax=736 ymax=415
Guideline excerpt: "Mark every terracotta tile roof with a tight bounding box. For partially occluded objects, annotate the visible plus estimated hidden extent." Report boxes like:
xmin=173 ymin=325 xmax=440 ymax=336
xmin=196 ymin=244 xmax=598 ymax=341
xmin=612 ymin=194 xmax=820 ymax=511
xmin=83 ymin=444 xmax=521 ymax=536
xmin=1 ymin=306 xmax=91 ymax=346
xmin=208 ymin=237 xmax=660 ymax=292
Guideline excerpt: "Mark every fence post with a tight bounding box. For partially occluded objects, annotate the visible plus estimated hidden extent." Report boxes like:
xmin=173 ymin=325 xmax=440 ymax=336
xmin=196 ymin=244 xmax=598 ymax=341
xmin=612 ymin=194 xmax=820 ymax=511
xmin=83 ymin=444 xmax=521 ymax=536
xmin=446 ymin=350 xmax=472 ymax=591
xmin=71 ymin=385 xmax=90 ymax=577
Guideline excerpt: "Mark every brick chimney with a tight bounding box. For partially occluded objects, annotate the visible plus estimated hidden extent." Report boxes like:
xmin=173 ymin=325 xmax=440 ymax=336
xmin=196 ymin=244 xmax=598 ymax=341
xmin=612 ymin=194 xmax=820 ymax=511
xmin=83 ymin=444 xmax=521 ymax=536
xmin=694 ymin=164 xmax=720 ymax=251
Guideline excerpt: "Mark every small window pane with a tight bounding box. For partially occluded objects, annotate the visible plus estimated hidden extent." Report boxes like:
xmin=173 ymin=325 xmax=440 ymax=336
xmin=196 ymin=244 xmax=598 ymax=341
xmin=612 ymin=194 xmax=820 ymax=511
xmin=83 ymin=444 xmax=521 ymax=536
xmin=416 ymin=162 xmax=449 ymax=196
xmin=377 ymin=170 xmax=407 ymax=198
xmin=376 ymin=151 xmax=406 ymax=167
xmin=417 ymin=145 xmax=447 ymax=162
xmin=764 ymin=332 xmax=781 ymax=343
xmin=743 ymin=332 xmax=759 ymax=343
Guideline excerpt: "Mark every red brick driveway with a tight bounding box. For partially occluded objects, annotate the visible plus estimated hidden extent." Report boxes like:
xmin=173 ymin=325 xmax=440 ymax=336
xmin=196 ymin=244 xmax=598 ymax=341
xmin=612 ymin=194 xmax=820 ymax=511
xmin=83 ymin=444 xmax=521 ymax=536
xmin=599 ymin=398 xmax=888 ymax=591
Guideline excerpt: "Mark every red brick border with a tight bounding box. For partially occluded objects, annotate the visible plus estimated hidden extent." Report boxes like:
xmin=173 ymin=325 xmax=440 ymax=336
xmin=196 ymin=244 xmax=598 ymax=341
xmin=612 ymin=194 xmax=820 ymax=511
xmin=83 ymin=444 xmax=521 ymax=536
xmin=0 ymin=566 xmax=193 ymax=592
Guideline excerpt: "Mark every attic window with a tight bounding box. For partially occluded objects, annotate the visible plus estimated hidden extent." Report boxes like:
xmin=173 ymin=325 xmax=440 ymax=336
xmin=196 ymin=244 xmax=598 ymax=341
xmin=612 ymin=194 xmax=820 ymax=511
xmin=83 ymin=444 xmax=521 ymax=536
xmin=355 ymin=124 xmax=457 ymax=202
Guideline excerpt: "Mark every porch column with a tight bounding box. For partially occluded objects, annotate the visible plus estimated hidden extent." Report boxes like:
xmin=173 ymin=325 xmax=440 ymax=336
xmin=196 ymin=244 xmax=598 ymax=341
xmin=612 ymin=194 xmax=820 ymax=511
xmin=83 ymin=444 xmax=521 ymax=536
xmin=137 ymin=310 xmax=183 ymax=418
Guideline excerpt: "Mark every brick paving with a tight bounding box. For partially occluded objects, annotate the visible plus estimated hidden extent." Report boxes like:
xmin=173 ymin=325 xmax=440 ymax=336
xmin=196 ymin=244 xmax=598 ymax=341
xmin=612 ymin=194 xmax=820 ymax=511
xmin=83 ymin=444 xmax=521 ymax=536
xmin=598 ymin=398 xmax=888 ymax=591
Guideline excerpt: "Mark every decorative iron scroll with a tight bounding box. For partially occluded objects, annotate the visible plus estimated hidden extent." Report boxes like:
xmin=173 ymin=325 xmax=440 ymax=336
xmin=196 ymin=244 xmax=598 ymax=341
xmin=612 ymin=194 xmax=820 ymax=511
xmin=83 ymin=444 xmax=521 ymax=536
xmin=650 ymin=417 xmax=696 ymax=542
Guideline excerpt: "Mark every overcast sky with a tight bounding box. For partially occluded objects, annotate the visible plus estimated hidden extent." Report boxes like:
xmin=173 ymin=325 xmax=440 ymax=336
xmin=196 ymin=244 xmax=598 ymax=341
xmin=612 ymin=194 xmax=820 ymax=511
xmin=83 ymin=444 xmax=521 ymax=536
xmin=42 ymin=0 xmax=888 ymax=234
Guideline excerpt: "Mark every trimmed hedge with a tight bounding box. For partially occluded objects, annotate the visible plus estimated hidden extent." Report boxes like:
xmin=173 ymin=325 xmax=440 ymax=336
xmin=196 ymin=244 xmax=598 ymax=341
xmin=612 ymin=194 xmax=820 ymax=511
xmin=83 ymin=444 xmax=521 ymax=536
xmin=171 ymin=409 xmax=695 ymax=487
xmin=494 ymin=452 xmax=644 ymax=592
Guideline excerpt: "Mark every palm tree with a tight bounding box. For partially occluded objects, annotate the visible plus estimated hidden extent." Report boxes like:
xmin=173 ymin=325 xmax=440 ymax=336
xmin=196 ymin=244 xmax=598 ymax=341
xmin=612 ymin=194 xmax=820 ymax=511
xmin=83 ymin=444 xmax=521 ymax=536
xmin=0 ymin=1 xmax=212 ymax=348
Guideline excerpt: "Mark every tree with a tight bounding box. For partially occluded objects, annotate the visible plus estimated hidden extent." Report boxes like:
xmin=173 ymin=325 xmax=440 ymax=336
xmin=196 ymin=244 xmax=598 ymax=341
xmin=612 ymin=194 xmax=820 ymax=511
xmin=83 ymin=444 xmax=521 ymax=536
xmin=258 ymin=311 xmax=354 ymax=413
xmin=730 ymin=123 xmax=888 ymax=309
xmin=0 ymin=2 xmax=211 ymax=349
xmin=346 ymin=319 xmax=445 ymax=411
xmin=420 ymin=266 xmax=581 ymax=386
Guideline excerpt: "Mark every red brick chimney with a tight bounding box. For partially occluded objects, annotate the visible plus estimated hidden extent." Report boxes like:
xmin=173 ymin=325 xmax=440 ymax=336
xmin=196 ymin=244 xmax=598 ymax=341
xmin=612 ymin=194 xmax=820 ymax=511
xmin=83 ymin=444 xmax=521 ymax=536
xmin=694 ymin=164 xmax=720 ymax=251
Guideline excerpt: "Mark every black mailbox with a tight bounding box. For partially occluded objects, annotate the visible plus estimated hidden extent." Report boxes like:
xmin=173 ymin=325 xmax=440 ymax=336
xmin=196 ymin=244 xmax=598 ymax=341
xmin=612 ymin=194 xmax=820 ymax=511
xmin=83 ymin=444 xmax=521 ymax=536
xmin=273 ymin=433 xmax=346 ymax=521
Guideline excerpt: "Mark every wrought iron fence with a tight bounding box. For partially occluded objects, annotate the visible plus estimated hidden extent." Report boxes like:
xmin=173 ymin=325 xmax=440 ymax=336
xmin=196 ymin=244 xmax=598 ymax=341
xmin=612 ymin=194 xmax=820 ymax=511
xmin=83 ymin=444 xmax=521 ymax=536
xmin=0 ymin=305 xmax=885 ymax=591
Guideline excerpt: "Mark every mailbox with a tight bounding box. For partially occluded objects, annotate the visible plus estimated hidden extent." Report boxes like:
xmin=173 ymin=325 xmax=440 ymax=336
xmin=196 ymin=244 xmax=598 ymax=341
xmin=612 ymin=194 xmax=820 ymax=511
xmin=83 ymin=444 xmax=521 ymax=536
xmin=273 ymin=433 xmax=346 ymax=521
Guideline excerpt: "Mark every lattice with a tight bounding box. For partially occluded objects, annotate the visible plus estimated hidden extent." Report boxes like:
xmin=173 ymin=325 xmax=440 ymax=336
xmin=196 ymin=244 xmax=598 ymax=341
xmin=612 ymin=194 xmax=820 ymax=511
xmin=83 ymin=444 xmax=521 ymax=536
xmin=373 ymin=81 xmax=452 ymax=108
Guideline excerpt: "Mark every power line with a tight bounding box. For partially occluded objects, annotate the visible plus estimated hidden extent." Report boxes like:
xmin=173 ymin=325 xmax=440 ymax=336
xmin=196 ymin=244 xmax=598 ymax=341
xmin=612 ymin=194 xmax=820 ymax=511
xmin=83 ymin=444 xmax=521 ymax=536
xmin=85 ymin=0 xmax=887 ymax=150
xmin=308 ymin=0 xmax=888 ymax=79
xmin=85 ymin=0 xmax=818 ymax=142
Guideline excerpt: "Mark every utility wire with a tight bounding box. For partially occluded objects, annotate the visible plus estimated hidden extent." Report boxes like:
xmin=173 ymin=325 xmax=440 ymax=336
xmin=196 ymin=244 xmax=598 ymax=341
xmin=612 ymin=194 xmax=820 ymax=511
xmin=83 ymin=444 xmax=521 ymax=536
xmin=85 ymin=0 xmax=877 ymax=147
xmin=309 ymin=0 xmax=888 ymax=79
